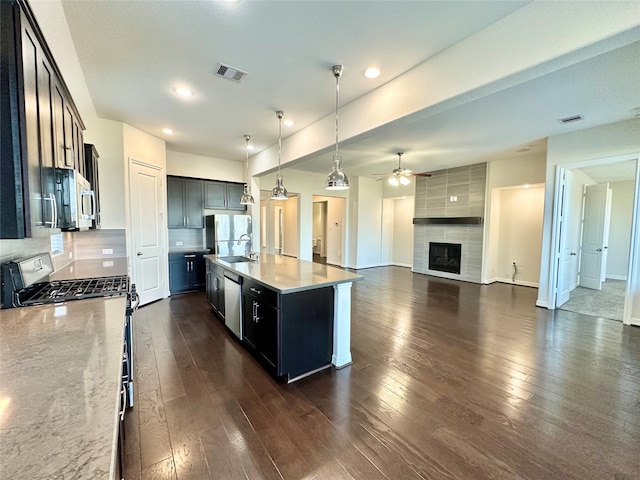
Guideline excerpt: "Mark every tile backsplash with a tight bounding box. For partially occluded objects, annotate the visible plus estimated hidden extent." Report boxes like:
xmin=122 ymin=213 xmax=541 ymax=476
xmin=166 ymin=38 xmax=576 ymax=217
xmin=168 ymin=228 xmax=204 ymax=250
xmin=0 ymin=229 xmax=127 ymax=272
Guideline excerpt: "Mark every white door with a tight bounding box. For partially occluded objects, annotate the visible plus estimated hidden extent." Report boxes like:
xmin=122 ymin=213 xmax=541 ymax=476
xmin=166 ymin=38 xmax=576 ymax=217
xmin=556 ymin=170 xmax=573 ymax=306
xmin=130 ymin=161 xmax=165 ymax=305
xmin=579 ymin=183 xmax=611 ymax=290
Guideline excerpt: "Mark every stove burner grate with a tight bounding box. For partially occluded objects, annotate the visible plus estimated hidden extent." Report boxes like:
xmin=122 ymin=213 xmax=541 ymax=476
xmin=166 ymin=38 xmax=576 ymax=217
xmin=15 ymin=275 xmax=130 ymax=306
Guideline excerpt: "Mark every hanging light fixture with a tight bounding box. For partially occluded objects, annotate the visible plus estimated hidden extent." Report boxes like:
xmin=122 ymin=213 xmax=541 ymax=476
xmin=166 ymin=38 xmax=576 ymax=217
xmin=239 ymin=135 xmax=255 ymax=205
xmin=325 ymin=64 xmax=350 ymax=190
xmin=270 ymin=110 xmax=288 ymax=200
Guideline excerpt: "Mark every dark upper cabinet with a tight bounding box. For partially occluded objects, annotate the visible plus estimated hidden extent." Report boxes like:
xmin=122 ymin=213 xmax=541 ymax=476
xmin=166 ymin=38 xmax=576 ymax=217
xmin=0 ymin=0 xmax=84 ymax=239
xmin=167 ymin=176 xmax=203 ymax=229
xmin=84 ymin=144 xmax=100 ymax=229
xmin=204 ymin=181 xmax=246 ymax=211
xmin=226 ymin=183 xmax=246 ymax=211
xmin=204 ymin=181 xmax=226 ymax=209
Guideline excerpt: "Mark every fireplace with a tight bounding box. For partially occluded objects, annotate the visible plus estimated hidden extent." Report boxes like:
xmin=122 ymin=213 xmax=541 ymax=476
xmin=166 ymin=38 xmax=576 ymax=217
xmin=429 ymin=242 xmax=461 ymax=274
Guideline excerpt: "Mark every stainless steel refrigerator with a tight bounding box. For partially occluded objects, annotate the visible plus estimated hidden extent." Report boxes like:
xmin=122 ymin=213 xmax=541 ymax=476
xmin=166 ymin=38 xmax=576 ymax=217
xmin=205 ymin=214 xmax=252 ymax=255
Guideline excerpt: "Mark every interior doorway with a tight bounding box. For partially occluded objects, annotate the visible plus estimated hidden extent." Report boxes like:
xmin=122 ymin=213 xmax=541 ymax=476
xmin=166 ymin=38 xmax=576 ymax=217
xmin=312 ymin=201 xmax=327 ymax=264
xmin=260 ymin=191 xmax=299 ymax=257
xmin=552 ymin=157 xmax=639 ymax=323
xmin=312 ymin=195 xmax=346 ymax=267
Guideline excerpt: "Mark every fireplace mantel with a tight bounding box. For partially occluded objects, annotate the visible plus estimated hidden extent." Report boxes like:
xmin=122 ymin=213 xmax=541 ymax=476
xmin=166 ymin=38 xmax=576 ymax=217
xmin=413 ymin=217 xmax=483 ymax=225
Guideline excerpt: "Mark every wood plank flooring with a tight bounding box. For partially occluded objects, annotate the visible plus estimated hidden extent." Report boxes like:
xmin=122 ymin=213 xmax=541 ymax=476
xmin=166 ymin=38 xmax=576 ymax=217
xmin=123 ymin=266 xmax=640 ymax=480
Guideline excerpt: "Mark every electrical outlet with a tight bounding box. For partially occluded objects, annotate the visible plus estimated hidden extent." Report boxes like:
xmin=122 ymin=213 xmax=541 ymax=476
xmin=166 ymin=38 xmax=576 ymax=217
xmin=103 ymin=261 xmax=114 ymax=267
xmin=176 ymin=241 xmax=184 ymax=246
xmin=102 ymin=248 xmax=113 ymax=255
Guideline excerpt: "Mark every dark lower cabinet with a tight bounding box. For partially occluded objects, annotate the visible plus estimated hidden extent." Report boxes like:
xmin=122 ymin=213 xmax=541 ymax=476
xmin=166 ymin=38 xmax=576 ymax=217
xmin=169 ymin=251 xmax=207 ymax=294
xmin=206 ymin=259 xmax=225 ymax=318
xmin=243 ymin=291 xmax=279 ymax=372
xmin=242 ymin=278 xmax=334 ymax=381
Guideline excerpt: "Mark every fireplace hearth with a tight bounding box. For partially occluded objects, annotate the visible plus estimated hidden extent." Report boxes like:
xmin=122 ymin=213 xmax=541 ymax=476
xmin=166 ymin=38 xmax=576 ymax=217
xmin=429 ymin=242 xmax=461 ymax=274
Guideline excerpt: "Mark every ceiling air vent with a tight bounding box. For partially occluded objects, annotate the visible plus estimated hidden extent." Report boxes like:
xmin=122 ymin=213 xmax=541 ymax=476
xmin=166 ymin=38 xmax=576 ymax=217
xmin=215 ymin=63 xmax=248 ymax=83
xmin=558 ymin=114 xmax=583 ymax=124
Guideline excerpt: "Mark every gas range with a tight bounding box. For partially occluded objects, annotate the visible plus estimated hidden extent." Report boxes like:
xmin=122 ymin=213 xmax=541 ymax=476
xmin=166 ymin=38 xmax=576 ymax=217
xmin=1 ymin=253 xmax=130 ymax=308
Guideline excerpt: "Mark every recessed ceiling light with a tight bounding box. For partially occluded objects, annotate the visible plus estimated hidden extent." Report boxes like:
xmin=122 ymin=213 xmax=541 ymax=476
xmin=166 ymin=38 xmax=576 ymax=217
xmin=283 ymin=119 xmax=295 ymax=127
xmin=173 ymin=87 xmax=193 ymax=97
xmin=363 ymin=67 xmax=380 ymax=79
xmin=162 ymin=128 xmax=173 ymax=135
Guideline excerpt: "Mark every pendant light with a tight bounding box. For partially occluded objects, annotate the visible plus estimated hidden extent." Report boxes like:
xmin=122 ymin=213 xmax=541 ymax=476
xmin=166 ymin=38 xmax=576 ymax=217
xmin=325 ymin=64 xmax=350 ymax=190
xmin=270 ymin=110 xmax=288 ymax=200
xmin=239 ymin=135 xmax=255 ymax=205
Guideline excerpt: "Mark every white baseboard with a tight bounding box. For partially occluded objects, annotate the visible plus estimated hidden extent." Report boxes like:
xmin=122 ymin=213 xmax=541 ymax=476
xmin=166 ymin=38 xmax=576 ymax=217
xmin=536 ymin=299 xmax=550 ymax=308
xmin=606 ymin=275 xmax=628 ymax=281
xmin=631 ymin=316 xmax=640 ymax=326
xmin=495 ymin=277 xmax=539 ymax=288
xmin=392 ymin=262 xmax=412 ymax=268
xmin=484 ymin=277 xmax=500 ymax=284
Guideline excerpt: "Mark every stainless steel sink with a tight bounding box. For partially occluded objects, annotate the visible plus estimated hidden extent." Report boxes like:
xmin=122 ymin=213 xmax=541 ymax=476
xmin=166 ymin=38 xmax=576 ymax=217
xmin=219 ymin=256 xmax=256 ymax=263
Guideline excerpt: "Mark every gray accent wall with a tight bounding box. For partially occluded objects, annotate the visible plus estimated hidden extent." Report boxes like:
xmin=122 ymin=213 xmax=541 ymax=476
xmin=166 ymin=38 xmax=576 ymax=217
xmin=413 ymin=163 xmax=486 ymax=283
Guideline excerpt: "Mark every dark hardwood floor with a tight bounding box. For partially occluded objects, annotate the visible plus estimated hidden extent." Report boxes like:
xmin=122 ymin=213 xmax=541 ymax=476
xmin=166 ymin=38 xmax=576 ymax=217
xmin=124 ymin=266 xmax=640 ymax=479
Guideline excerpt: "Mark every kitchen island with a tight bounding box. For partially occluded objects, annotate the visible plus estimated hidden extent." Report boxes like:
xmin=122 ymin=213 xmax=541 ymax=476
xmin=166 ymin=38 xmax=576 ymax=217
xmin=205 ymin=254 xmax=362 ymax=381
xmin=0 ymin=297 xmax=126 ymax=479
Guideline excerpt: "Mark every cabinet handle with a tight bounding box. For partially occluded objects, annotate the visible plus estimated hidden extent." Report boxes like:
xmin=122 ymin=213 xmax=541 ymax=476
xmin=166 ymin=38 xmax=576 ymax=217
xmin=119 ymin=385 xmax=127 ymax=421
xmin=184 ymin=254 xmax=196 ymax=258
xmin=254 ymin=301 xmax=260 ymax=323
xmin=186 ymin=216 xmax=189 ymax=227
xmin=250 ymin=287 xmax=262 ymax=295
xmin=44 ymin=194 xmax=58 ymax=228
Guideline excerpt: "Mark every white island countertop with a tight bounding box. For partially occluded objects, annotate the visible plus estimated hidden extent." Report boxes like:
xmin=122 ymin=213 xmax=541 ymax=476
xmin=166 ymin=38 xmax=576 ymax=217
xmin=206 ymin=253 xmax=363 ymax=293
xmin=0 ymin=296 xmax=126 ymax=479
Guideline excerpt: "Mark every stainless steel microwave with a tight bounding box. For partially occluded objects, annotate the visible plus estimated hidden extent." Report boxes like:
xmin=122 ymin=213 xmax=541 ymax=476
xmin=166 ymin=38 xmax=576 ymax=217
xmin=53 ymin=169 xmax=95 ymax=231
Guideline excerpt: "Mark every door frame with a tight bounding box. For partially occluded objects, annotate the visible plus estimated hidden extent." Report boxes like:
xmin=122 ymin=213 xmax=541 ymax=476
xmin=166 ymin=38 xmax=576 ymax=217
xmin=547 ymin=154 xmax=639 ymax=325
xmin=127 ymin=157 xmax=169 ymax=299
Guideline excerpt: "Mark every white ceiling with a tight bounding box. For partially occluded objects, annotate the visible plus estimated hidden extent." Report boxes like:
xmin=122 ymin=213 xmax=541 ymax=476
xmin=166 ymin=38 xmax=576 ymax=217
xmin=60 ymin=0 xmax=640 ymax=178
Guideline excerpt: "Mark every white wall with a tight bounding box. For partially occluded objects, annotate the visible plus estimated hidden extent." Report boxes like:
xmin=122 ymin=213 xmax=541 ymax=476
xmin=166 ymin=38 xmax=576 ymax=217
xmin=353 ymin=177 xmax=384 ymax=269
xmin=482 ymin=154 xmax=546 ymax=282
xmin=493 ymin=186 xmax=545 ymax=286
xmin=381 ymin=199 xmax=394 ymax=265
xmin=607 ymin=180 xmax=635 ymax=280
xmin=393 ymin=197 xmax=415 ymax=267
xmin=537 ymin=118 xmax=640 ymax=325
xmin=166 ymin=150 xmax=243 ymax=182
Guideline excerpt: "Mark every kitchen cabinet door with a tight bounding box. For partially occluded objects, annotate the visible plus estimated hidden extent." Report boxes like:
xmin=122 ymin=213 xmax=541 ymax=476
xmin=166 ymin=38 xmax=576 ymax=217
xmin=192 ymin=254 xmax=206 ymax=288
xmin=169 ymin=259 xmax=189 ymax=293
xmin=242 ymin=294 xmax=260 ymax=352
xmin=256 ymin=301 xmax=278 ymax=369
xmin=167 ymin=177 xmax=203 ymax=228
xmin=185 ymin=180 xmax=203 ymax=228
xmin=167 ymin=177 xmax=186 ymax=228
xmin=226 ymin=183 xmax=246 ymax=211
xmin=204 ymin=181 xmax=226 ymax=209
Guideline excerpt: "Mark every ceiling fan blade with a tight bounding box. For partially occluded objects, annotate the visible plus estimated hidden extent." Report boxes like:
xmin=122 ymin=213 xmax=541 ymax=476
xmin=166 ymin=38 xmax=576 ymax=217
xmin=409 ymin=172 xmax=432 ymax=177
xmin=371 ymin=173 xmax=390 ymax=176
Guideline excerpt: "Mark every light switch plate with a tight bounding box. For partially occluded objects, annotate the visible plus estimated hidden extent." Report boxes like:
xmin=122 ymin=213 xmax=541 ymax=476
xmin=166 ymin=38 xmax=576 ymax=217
xmin=102 ymin=248 xmax=113 ymax=255
xmin=176 ymin=241 xmax=184 ymax=246
xmin=103 ymin=261 xmax=114 ymax=267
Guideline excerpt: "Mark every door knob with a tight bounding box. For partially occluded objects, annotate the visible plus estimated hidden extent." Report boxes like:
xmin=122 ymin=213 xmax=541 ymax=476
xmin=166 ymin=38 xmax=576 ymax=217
xmin=570 ymin=252 xmax=577 ymax=256
xmin=596 ymin=248 xmax=602 ymax=252
xmin=137 ymin=251 xmax=143 ymax=256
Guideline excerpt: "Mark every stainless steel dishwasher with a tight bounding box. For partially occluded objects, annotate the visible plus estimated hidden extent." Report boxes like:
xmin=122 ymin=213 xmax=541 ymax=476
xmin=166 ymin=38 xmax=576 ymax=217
xmin=223 ymin=271 xmax=243 ymax=339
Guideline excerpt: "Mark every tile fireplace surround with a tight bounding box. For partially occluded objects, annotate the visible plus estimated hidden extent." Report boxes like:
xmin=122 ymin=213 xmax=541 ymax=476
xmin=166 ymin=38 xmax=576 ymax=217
xmin=413 ymin=163 xmax=486 ymax=283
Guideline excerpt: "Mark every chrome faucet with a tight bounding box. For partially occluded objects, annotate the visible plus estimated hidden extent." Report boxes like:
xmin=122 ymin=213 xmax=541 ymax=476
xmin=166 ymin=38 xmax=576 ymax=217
xmin=237 ymin=233 xmax=255 ymax=258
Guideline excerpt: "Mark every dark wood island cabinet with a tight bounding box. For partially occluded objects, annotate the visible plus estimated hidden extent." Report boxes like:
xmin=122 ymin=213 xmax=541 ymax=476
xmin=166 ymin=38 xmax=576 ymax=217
xmin=205 ymin=254 xmax=362 ymax=382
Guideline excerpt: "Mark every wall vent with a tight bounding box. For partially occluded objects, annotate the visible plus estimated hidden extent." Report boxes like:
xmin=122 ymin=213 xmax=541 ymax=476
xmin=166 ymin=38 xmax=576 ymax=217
xmin=215 ymin=63 xmax=248 ymax=83
xmin=558 ymin=114 xmax=583 ymax=124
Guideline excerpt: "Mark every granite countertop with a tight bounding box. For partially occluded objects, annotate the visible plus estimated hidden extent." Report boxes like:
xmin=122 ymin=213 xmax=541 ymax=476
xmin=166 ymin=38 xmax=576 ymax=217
xmin=0 ymin=297 xmax=126 ymax=479
xmin=206 ymin=253 xmax=362 ymax=293
xmin=50 ymin=257 xmax=129 ymax=281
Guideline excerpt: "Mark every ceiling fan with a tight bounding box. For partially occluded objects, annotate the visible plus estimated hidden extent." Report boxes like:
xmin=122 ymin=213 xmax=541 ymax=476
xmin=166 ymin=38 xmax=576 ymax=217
xmin=373 ymin=152 xmax=431 ymax=186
